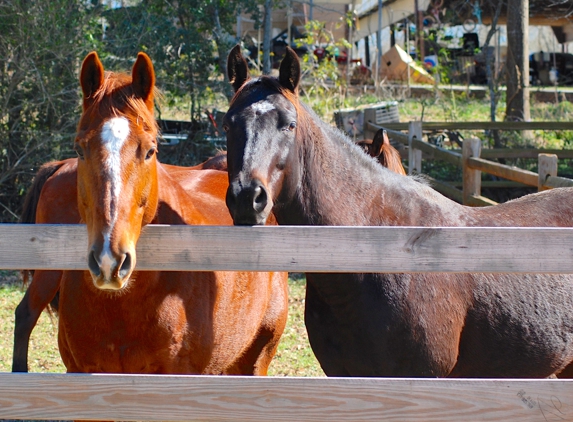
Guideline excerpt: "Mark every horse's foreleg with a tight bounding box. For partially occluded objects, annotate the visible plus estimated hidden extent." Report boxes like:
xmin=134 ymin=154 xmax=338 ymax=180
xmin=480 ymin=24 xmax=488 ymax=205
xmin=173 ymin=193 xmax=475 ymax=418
xmin=12 ymin=270 xmax=61 ymax=372
xmin=226 ymin=274 xmax=288 ymax=376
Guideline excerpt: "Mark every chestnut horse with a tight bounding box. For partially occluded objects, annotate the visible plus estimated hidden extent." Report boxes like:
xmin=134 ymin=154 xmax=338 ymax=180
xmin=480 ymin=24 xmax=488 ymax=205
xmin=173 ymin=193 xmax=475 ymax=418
xmin=13 ymin=154 xmax=229 ymax=372
xmin=224 ymin=45 xmax=573 ymax=378
xmin=358 ymin=129 xmax=406 ymax=175
xmin=15 ymin=51 xmax=288 ymax=376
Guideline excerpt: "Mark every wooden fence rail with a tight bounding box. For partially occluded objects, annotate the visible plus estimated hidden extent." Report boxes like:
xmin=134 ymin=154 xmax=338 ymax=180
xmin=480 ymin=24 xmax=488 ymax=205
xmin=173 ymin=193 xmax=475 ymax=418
xmin=367 ymin=121 xmax=573 ymax=206
xmin=2 ymin=224 xmax=573 ymax=273
xmin=1 ymin=373 xmax=572 ymax=422
xmin=2 ymin=224 xmax=573 ymax=421
xmin=376 ymin=121 xmax=573 ymax=131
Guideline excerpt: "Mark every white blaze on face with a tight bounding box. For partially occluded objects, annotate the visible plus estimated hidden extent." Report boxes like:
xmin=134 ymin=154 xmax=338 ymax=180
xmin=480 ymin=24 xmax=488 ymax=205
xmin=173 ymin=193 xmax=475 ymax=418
xmin=244 ymin=100 xmax=276 ymax=170
xmin=250 ymin=100 xmax=275 ymax=115
xmin=98 ymin=116 xmax=130 ymax=278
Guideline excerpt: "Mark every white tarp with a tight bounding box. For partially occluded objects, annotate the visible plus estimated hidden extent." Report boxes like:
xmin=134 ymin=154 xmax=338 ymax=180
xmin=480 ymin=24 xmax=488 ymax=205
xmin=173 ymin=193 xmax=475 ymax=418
xmin=354 ymin=0 xmax=431 ymax=42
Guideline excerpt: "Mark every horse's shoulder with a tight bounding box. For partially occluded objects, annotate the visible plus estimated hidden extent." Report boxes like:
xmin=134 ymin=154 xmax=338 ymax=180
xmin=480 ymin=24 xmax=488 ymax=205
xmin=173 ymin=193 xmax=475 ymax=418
xmin=156 ymin=165 xmax=231 ymax=225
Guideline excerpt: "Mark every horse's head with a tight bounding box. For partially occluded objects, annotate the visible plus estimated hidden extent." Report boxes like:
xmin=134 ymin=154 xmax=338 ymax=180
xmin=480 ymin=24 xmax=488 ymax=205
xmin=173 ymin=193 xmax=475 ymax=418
xmin=367 ymin=129 xmax=407 ymax=176
xmin=224 ymin=45 xmax=302 ymax=225
xmin=75 ymin=51 xmax=159 ymax=290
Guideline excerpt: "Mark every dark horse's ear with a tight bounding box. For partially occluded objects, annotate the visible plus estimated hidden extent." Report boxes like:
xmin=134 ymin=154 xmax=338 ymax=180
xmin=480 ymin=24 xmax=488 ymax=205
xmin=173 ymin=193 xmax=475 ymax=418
xmin=370 ymin=129 xmax=386 ymax=157
xmin=279 ymin=47 xmax=301 ymax=94
xmin=80 ymin=51 xmax=105 ymax=110
xmin=227 ymin=45 xmax=250 ymax=92
xmin=132 ymin=52 xmax=156 ymax=111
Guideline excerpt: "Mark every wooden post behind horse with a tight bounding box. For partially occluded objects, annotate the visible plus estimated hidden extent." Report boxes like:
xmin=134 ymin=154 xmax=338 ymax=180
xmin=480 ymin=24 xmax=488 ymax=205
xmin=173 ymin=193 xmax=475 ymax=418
xmin=224 ymin=45 xmax=573 ymax=378
xmin=14 ymin=52 xmax=287 ymax=378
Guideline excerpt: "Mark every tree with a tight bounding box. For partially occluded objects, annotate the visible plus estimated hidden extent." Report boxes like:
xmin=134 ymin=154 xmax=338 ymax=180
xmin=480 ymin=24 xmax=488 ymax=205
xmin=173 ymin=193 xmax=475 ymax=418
xmin=102 ymin=0 xmax=264 ymax=111
xmin=0 ymin=0 xmax=101 ymax=222
xmin=481 ymin=0 xmax=506 ymax=149
xmin=0 ymin=0 xmax=269 ymax=222
xmin=262 ymin=0 xmax=273 ymax=74
xmin=505 ymin=0 xmax=530 ymax=123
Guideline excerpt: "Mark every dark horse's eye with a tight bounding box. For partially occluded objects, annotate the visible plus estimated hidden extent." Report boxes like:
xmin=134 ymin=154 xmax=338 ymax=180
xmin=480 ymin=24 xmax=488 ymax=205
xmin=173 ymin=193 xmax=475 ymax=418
xmin=285 ymin=122 xmax=296 ymax=132
xmin=222 ymin=124 xmax=229 ymax=133
xmin=74 ymin=142 xmax=85 ymax=159
xmin=145 ymin=147 xmax=157 ymax=160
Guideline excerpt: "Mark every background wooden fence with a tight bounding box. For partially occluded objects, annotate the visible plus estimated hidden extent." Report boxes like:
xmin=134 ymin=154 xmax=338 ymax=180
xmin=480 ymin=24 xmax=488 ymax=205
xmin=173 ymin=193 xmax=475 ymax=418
xmin=366 ymin=120 xmax=573 ymax=206
xmin=1 ymin=224 xmax=573 ymax=421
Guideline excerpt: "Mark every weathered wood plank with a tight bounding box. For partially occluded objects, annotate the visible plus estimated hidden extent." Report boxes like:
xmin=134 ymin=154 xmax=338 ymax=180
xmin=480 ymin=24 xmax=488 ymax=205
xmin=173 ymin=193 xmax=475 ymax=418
xmin=467 ymin=194 xmax=498 ymax=207
xmin=480 ymin=148 xmax=573 ymax=160
xmin=411 ymin=138 xmax=463 ymax=166
xmin=376 ymin=121 xmax=573 ymax=131
xmin=424 ymin=176 xmax=464 ymax=203
xmin=419 ymin=176 xmax=498 ymax=206
xmin=1 ymin=224 xmax=573 ymax=273
xmin=467 ymin=156 xmax=539 ymax=186
xmin=545 ymin=175 xmax=573 ymax=188
xmin=0 ymin=373 xmax=571 ymax=422
xmin=463 ymin=138 xmax=482 ymax=204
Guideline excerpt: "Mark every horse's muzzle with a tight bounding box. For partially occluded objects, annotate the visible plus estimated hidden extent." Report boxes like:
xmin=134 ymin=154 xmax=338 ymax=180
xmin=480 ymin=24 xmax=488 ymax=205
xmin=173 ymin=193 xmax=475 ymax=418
xmin=226 ymin=178 xmax=272 ymax=225
xmin=88 ymin=246 xmax=135 ymax=290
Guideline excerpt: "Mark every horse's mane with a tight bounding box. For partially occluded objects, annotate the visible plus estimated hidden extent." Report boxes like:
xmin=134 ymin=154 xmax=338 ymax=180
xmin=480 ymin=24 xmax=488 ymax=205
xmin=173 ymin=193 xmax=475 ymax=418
xmin=80 ymin=71 xmax=158 ymax=138
xmin=379 ymin=143 xmax=406 ymax=175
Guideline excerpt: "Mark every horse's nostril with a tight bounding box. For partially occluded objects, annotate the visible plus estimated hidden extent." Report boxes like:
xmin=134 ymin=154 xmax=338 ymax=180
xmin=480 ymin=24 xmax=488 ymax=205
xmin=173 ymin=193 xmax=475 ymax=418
xmin=118 ymin=252 xmax=132 ymax=278
xmin=88 ymin=251 xmax=101 ymax=277
xmin=253 ymin=185 xmax=268 ymax=212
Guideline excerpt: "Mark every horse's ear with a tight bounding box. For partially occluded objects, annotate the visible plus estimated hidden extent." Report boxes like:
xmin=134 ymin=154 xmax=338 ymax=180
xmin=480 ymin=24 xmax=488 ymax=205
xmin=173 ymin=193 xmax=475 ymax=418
xmin=370 ymin=129 xmax=386 ymax=157
xmin=132 ymin=52 xmax=155 ymax=110
xmin=279 ymin=47 xmax=301 ymax=94
xmin=80 ymin=52 xmax=105 ymax=110
xmin=227 ymin=45 xmax=250 ymax=92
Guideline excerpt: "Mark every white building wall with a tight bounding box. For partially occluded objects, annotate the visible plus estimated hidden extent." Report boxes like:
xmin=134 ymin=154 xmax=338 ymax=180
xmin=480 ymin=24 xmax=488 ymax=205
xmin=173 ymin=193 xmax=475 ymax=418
xmin=354 ymin=23 xmax=573 ymax=69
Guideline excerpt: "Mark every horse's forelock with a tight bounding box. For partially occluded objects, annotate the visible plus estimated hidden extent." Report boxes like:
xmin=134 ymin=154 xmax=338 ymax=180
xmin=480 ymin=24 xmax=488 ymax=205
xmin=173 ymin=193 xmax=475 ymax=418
xmin=82 ymin=71 xmax=158 ymax=137
xmin=229 ymin=76 xmax=305 ymax=117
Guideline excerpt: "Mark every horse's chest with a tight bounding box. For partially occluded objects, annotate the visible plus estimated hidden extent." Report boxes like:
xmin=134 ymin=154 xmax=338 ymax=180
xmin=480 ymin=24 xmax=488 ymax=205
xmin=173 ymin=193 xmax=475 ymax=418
xmin=58 ymin=274 xmax=210 ymax=373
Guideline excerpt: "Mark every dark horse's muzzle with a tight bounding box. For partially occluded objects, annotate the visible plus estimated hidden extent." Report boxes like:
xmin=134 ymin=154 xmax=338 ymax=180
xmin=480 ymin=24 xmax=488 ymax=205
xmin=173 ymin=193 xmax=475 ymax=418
xmin=226 ymin=178 xmax=271 ymax=225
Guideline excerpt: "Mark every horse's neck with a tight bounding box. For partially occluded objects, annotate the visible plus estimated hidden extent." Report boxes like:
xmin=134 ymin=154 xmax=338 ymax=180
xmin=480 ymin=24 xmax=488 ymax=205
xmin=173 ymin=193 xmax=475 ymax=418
xmin=289 ymin=121 xmax=473 ymax=227
xmin=155 ymin=164 xmax=208 ymax=225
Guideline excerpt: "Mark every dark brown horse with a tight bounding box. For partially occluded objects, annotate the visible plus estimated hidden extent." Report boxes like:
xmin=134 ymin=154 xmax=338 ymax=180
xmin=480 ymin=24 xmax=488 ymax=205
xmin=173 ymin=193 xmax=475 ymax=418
xmin=224 ymin=45 xmax=573 ymax=378
xmin=14 ymin=51 xmax=288 ymax=376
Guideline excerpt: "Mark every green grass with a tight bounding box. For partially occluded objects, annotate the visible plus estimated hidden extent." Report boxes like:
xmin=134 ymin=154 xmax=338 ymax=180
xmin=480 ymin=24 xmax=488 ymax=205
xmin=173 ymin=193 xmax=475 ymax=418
xmin=0 ymin=282 xmax=65 ymax=373
xmin=268 ymin=276 xmax=325 ymax=377
xmin=0 ymin=272 xmax=324 ymax=376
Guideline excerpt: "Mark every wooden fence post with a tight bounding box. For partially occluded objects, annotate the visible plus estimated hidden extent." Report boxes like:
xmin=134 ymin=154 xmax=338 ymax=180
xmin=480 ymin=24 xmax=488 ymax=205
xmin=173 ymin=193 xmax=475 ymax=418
xmin=538 ymin=153 xmax=558 ymax=191
xmin=462 ymin=137 xmax=482 ymax=205
xmin=408 ymin=121 xmax=422 ymax=175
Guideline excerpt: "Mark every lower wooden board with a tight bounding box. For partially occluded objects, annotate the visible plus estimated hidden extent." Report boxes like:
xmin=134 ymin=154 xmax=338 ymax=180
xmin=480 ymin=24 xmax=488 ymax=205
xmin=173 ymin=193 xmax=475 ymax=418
xmin=0 ymin=373 xmax=571 ymax=421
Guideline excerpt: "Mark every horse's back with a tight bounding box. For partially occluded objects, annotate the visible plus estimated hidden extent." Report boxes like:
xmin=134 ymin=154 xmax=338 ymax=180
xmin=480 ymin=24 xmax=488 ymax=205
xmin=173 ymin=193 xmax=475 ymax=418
xmin=474 ymin=187 xmax=573 ymax=227
xmin=34 ymin=159 xmax=78 ymax=224
xmin=166 ymin=167 xmax=233 ymax=225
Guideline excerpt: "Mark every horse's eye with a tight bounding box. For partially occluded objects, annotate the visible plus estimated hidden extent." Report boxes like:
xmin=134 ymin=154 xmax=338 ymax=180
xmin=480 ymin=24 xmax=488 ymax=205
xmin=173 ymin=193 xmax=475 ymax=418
xmin=145 ymin=147 xmax=157 ymax=160
xmin=287 ymin=122 xmax=296 ymax=131
xmin=222 ymin=124 xmax=229 ymax=133
xmin=74 ymin=143 xmax=85 ymax=160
